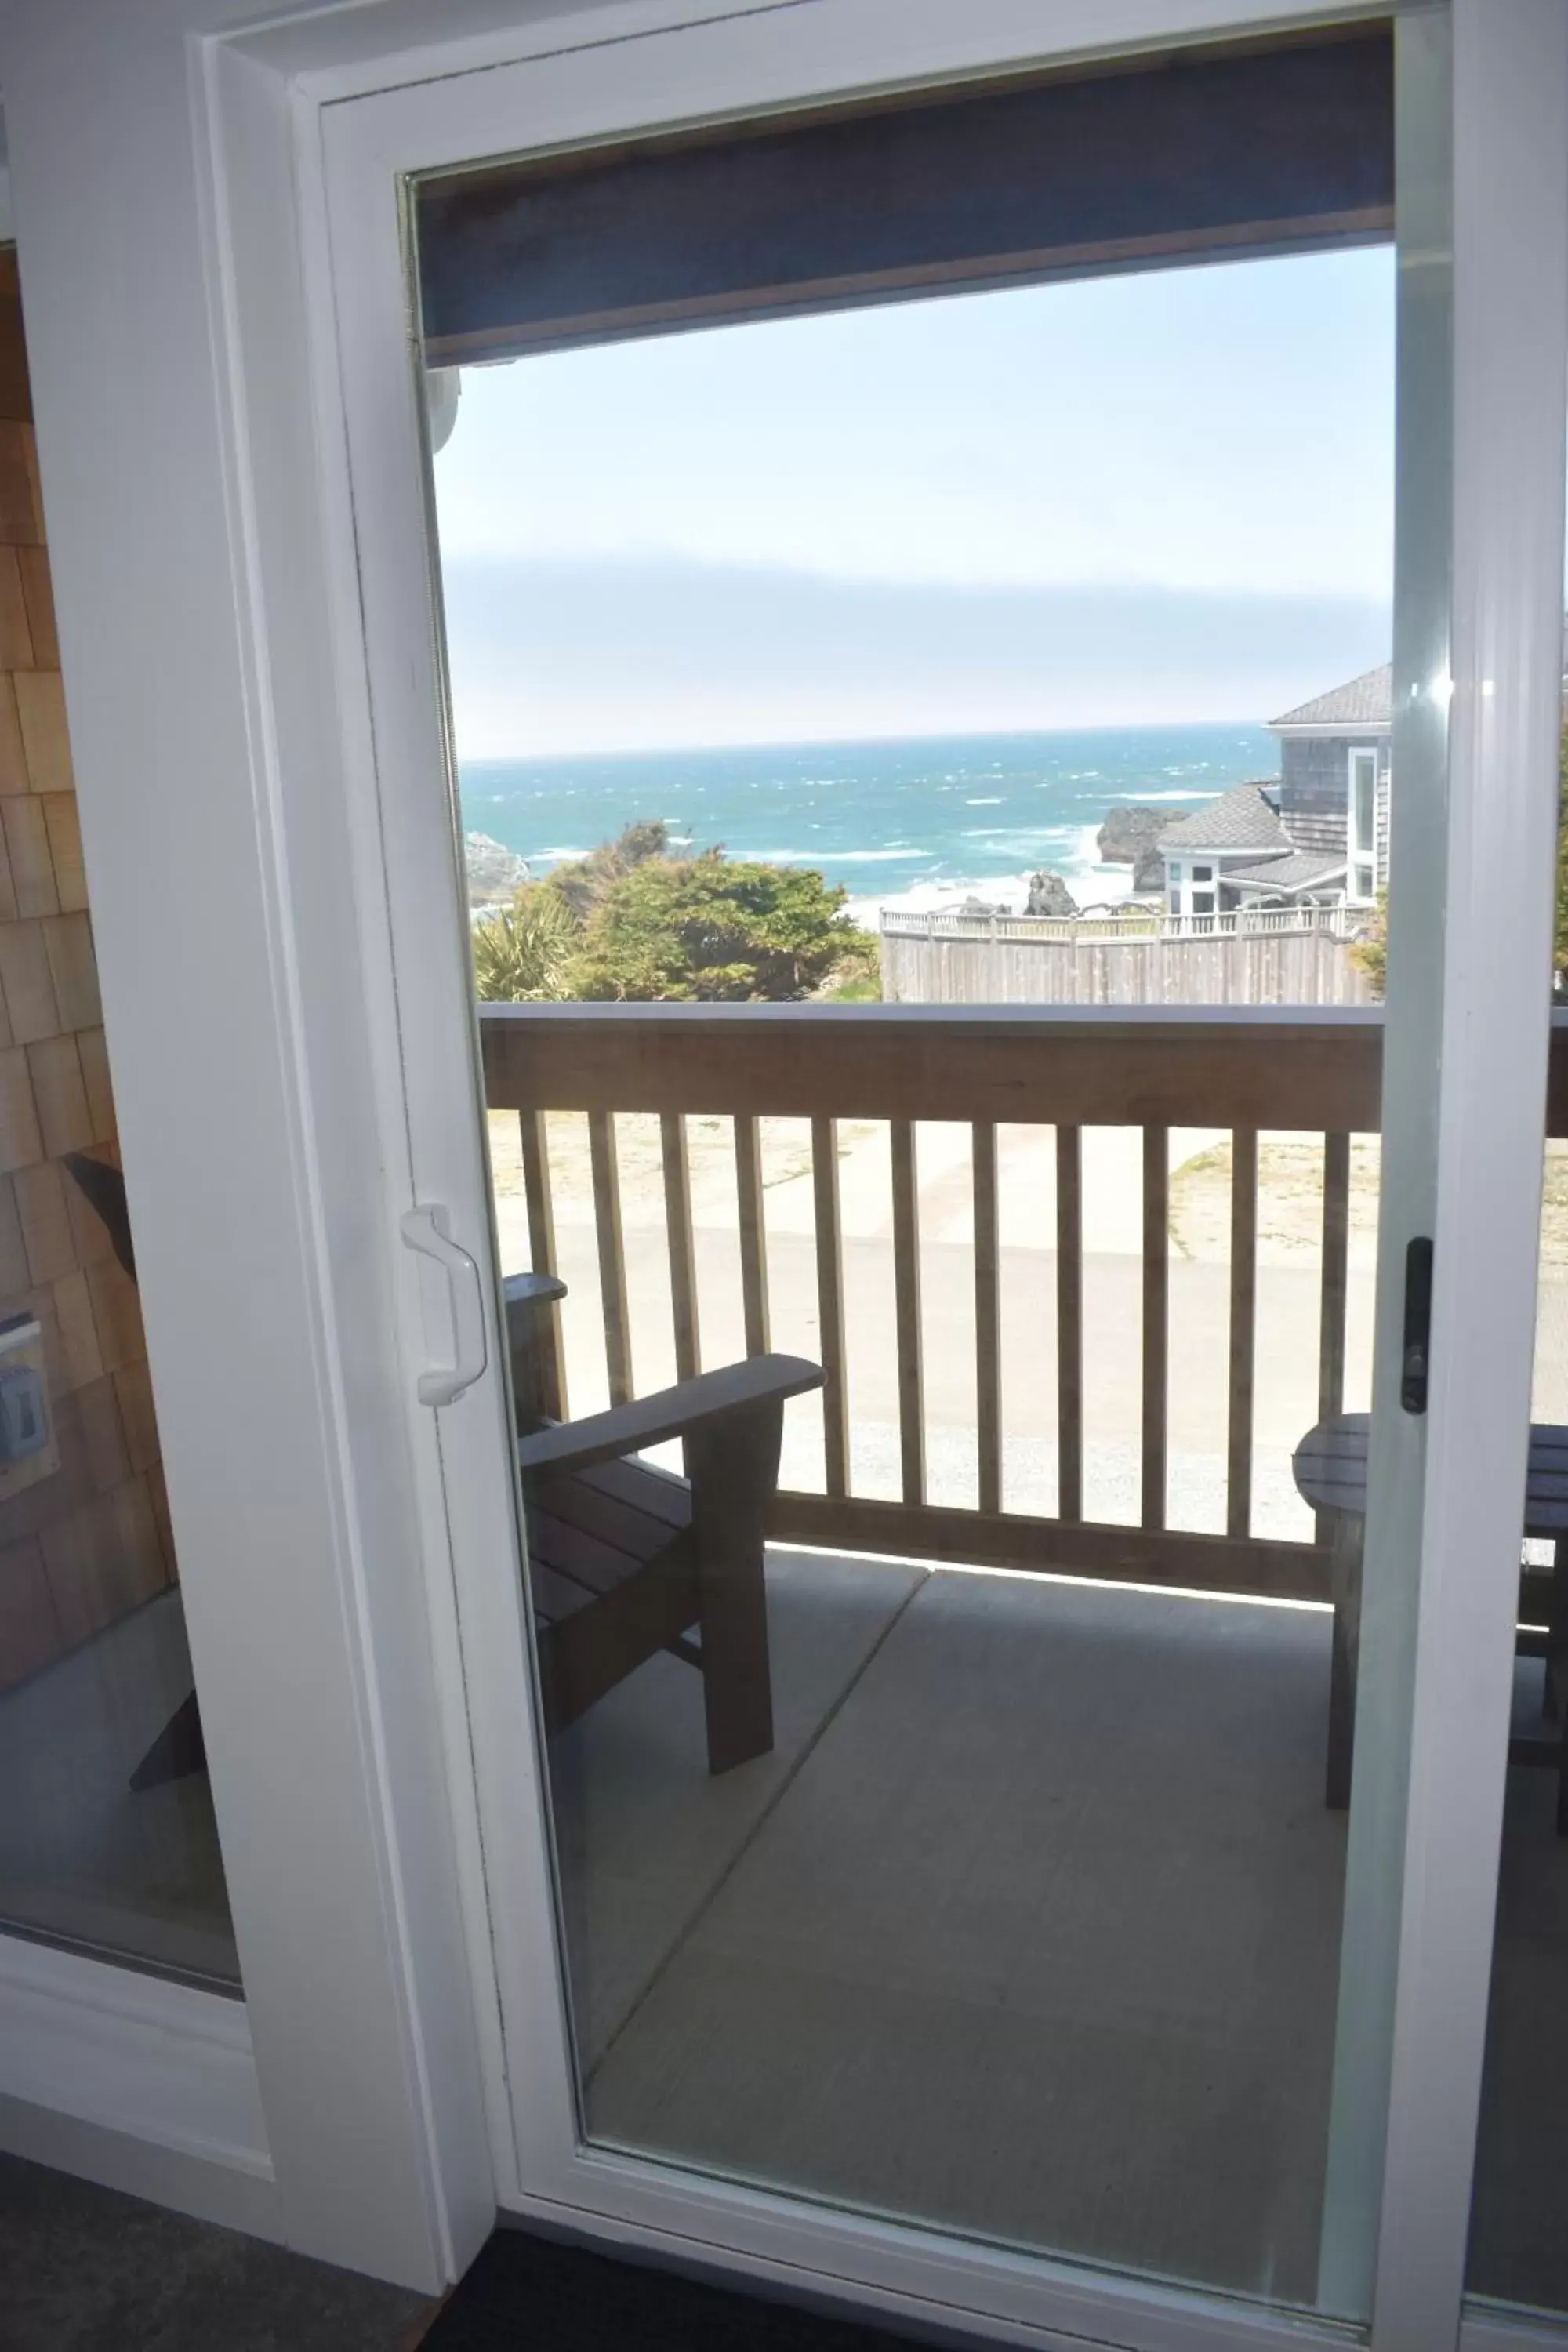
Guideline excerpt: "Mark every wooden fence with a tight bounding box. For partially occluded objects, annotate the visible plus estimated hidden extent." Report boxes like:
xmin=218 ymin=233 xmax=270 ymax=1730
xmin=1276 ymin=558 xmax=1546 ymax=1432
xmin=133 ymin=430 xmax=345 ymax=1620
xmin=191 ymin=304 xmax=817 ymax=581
xmin=880 ymin=909 xmax=1372 ymax=1007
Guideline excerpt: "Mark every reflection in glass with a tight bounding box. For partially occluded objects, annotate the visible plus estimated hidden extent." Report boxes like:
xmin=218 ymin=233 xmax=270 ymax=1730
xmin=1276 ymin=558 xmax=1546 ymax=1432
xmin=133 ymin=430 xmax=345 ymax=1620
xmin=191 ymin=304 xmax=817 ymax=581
xmin=0 ymin=248 xmax=235 ymax=1989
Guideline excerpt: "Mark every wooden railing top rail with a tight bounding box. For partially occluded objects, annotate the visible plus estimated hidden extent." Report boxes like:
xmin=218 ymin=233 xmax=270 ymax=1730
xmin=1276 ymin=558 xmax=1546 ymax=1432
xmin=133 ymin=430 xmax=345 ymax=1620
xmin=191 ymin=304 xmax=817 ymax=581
xmin=482 ymin=1002 xmax=1397 ymax=1132
xmin=481 ymin=1004 xmax=1568 ymax=1135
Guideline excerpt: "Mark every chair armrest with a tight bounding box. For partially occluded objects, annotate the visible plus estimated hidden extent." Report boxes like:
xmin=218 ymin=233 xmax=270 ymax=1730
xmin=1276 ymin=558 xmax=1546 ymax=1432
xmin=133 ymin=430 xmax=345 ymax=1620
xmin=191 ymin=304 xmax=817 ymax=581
xmin=503 ymin=1270 xmax=568 ymax=1308
xmin=515 ymin=1354 xmax=823 ymax=1476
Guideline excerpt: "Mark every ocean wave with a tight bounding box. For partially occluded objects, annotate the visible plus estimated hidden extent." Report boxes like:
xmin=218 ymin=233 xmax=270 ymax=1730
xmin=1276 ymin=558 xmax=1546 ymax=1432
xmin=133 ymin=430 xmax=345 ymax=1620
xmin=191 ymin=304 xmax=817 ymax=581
xmin=844 ymin=858 xmax=1143 ymax=931
xmin=750 ymin=846 xmax=918 ymax=863
xmin=1106 ymin=788 xmax=1207 ymax=803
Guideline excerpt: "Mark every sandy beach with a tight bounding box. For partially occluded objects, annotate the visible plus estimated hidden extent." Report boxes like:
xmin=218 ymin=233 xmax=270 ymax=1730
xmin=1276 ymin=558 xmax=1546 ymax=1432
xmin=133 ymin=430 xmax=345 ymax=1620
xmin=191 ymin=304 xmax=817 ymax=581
xmin=485 ymin=1113 xmax=1568 ymax=1544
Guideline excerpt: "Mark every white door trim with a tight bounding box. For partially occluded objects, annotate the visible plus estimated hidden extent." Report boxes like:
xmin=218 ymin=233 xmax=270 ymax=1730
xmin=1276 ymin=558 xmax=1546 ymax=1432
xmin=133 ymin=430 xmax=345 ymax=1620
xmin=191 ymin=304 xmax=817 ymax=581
xmin=0 ymin=1933 xmax=278 ymax=2239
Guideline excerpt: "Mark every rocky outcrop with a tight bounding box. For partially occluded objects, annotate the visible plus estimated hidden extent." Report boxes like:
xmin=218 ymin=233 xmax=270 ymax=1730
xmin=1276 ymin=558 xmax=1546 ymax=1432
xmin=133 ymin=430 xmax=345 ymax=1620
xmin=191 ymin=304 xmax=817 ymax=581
xmin=465 ymin=832 xmax=530 ymax=902
xmin=1097 ymin=805 xmax=1167 ymax=891
xmin=1025 ymin=869 xmax=1077 ymax=917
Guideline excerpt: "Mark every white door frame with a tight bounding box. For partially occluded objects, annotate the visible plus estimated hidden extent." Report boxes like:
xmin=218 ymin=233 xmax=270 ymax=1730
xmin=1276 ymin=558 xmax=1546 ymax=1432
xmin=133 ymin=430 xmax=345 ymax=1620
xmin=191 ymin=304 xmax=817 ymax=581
xmin=0 ymin=0 xmax=1563 ymax=2344
xmin=297 ymin=2 xmax=1568 ymax=2343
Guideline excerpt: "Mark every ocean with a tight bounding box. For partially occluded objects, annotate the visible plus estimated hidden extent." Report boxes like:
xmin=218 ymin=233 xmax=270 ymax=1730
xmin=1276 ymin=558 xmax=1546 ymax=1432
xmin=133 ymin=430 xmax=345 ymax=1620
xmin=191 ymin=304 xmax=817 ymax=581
xmin=456 ymin=721 xmax=1279 ymax=920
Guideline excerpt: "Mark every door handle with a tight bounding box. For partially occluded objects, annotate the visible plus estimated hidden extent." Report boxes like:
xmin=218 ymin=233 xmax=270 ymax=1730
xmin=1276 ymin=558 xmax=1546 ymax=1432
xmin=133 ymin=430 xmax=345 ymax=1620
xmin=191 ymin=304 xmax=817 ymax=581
xmin=1401 ymin=1235 xmax=1434 ymax=1415
xmin=401 ymin=1205 xmax=488 ymax=1406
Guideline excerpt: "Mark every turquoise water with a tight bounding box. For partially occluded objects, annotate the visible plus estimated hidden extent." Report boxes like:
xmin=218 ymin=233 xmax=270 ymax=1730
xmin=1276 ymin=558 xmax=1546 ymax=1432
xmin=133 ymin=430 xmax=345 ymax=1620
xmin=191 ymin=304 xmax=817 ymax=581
xmin=457 ymin=721 xmax=1278 ymax=915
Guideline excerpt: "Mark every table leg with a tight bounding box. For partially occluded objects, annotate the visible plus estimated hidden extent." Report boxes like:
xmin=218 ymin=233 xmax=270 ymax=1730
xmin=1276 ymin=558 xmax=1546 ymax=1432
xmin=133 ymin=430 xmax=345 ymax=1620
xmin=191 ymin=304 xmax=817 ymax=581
xmin=1326 ymin=1512 xmax=1363 ymax=1812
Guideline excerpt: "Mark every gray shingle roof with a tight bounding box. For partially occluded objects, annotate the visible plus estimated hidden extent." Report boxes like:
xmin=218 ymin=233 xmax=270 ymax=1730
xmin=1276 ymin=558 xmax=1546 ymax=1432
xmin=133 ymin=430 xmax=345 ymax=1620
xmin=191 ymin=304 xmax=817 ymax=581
xmin=1269 ymin=664 xmax=1392 ymax=731
xmin=1272 ymin=622 xmax=1568 ymax=731
xmin=1156 ymin=784 xmax=1290 ymax=854
xmin=1226 ymin=851 xmax=1348 ymax=890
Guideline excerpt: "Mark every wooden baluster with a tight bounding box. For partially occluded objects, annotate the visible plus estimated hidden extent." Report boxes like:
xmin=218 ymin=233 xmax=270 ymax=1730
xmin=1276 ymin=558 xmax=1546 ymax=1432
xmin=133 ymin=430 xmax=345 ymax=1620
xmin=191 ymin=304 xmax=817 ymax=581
xmin=973 ymin=1121 xmax=1001 ymax=1516
xmin=890 ymin=1120 xmax=925 ymax=1506
xmin=661 ymin=1110 xmax=699 ymax=1383
xmin=1142 ymin=1124 xmax=1169 ymax=1533
xmin=587 ymin=1108 xmax=632 ymax=1406
xmin=734 ymin=1113 xmax=771 ymax=1356
xmin=1228 ymin=1126 xmax=1258 ymax=1540
xmin=1317 ymin=1131 xmax=1352 ymax=1544
xmin=518 ymin=1109 xmax=567 ymax=1421
xmin=811 ymin=1115 xmax=850 ymax=1498
xmin=1056 ymin=1124 xmax=1083 ymax=1524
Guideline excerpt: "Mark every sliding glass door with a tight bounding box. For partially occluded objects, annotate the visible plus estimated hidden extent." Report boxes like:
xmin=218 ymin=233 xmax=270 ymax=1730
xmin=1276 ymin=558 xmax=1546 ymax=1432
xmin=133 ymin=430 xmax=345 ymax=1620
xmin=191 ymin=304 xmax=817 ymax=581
xmin=315 ymin=3 xmax=1568 ymax=2343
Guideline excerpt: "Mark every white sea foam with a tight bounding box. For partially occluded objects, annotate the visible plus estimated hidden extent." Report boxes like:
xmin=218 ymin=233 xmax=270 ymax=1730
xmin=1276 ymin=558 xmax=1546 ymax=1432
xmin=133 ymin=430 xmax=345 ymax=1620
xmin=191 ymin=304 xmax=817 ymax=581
xmin=751 ymin=846 xmax=916 ymax=863
xmin=846 ymin=849 xmax=1142 ymax=931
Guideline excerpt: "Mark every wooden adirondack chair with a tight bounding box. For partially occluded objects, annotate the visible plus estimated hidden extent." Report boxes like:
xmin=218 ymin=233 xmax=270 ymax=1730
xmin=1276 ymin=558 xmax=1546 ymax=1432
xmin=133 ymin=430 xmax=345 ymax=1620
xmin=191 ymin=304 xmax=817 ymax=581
xmin=504 ymin=1272 xmax=822 ymax=1774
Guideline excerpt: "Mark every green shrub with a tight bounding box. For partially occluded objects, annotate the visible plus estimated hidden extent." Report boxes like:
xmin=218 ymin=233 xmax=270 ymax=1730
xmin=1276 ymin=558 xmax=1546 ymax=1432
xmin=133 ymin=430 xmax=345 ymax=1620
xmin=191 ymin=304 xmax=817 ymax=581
xmin=470 ymin=883 xmax=579 ymax=1001
xmin=572 ymin=848 xmax=877 ymax=1002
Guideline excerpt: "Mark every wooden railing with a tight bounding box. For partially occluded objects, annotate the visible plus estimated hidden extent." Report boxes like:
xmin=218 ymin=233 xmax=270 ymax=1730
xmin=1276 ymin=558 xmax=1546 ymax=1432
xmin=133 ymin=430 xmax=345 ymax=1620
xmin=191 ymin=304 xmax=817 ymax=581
xmin=481 ymin=1004 xmax=1568 ymax=1610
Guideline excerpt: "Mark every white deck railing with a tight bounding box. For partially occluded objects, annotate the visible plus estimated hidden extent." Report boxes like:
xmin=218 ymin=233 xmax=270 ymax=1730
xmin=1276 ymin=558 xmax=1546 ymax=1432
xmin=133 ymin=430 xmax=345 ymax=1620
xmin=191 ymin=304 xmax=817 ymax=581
xmin=880 ymin=904 xmax=1359 ymax=944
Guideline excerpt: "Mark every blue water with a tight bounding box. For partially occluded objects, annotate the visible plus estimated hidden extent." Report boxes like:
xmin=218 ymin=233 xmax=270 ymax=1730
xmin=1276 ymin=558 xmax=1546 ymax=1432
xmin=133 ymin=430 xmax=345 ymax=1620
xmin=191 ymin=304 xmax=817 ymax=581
xmin=457 ymin=722 xmax=1278 ymax=914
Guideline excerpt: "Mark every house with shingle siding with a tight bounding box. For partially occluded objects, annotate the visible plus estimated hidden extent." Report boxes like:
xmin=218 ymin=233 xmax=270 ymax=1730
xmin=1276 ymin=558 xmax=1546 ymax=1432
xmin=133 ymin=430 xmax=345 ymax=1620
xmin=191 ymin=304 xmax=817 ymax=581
xmin=1158 ymin=660 xmax=1391 ymax=914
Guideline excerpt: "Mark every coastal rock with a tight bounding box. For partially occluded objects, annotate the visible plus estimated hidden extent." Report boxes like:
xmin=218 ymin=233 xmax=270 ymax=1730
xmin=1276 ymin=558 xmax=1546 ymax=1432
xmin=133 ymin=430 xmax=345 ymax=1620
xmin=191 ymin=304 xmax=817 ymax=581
xmin=1025 ymin=869 xmax=1077 ymax=918
xmin=1097 ymin=805 xmax=1167 ymax=878
xmin=465 ymin=831 xmax=530 ymax=901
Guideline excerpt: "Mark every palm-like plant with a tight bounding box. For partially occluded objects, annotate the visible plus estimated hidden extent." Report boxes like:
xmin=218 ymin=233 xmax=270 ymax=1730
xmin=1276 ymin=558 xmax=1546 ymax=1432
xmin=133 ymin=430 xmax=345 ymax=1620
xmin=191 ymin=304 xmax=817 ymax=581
xmin=470 ymin=884 xmax=579 ymax=1001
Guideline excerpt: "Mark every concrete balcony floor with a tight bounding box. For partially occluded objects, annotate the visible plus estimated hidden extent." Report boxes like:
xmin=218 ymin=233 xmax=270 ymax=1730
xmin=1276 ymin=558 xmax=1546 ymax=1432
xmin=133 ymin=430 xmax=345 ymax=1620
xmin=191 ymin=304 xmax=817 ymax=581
xmin=549 ymin=1550 xmax=1568 ymax=2321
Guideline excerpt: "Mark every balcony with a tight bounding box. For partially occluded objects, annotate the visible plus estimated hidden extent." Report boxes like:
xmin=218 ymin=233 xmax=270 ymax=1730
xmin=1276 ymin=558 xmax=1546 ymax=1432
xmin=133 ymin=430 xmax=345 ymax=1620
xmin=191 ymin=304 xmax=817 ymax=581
xmin=480 ymin=1003 xmax=1568 ymax=2311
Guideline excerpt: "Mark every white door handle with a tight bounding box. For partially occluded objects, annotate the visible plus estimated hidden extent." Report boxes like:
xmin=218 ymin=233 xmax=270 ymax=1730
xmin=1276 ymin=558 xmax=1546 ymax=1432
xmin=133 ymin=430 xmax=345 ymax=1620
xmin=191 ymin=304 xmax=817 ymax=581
xmin=401 ymin=1205 xmax=488 ymax=1406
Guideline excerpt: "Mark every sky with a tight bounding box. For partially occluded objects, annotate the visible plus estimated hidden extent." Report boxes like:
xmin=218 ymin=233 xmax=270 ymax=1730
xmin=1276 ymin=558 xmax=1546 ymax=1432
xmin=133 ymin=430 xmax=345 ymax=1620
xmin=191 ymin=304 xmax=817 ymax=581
xmin=430 ymin=245 xmax=1395 ymax=757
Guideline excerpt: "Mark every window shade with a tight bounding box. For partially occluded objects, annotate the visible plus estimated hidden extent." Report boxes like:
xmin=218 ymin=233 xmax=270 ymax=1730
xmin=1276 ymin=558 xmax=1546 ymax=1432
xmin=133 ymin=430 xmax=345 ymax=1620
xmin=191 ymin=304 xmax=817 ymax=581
xmin=416 ymin=26 xmax=1393 ymax=365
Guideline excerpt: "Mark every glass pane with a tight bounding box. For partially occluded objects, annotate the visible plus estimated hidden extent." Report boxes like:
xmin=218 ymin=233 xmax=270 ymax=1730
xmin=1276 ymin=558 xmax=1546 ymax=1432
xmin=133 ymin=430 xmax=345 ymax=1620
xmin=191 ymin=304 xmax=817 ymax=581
xmin=0 ymin=248 xmax=236 ymax=1990
xmin=416 ymin=18 xmax=1447 ymax=2322
xmin=1462 ymin=466 xmax=1568 ymax=2323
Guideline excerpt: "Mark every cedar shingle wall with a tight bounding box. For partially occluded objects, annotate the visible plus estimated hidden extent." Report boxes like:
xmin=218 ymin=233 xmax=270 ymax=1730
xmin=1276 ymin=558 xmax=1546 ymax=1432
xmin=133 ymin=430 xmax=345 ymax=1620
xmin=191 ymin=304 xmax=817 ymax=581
xmin=0 ymin=250 xmax=174 ymax=1694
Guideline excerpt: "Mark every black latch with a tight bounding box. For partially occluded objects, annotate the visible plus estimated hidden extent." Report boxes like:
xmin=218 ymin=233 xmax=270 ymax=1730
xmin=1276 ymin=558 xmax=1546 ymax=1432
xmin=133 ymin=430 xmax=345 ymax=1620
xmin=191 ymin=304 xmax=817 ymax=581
xmin=1401 ymin=1236 xmax=1434 ymax=1414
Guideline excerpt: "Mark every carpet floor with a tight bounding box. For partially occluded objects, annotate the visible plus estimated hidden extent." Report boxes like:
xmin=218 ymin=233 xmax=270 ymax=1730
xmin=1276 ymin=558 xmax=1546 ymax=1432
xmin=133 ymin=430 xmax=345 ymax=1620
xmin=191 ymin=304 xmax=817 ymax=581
xmin=419 ymin=2227 xmax=924 ymax=2350
xmin=0 ymin=2153 xmax=430 ymax=2351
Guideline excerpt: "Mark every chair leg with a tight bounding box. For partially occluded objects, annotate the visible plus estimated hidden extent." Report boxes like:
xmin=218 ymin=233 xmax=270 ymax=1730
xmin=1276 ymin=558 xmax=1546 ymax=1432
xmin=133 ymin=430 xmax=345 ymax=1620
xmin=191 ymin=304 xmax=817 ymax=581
xmin=129 ymin=1690 xmax=206 ymax=1792
xmin=685 ymin=1399 xmax=781 ymax=1773
xmin=1325 ymin=1514 xmax=1363 ymax=1812
xmin=1548 ymin=1537 xmax=1568 ymax=1726
xmin=1553 ymin=1536 xmax=1568 ymax=1836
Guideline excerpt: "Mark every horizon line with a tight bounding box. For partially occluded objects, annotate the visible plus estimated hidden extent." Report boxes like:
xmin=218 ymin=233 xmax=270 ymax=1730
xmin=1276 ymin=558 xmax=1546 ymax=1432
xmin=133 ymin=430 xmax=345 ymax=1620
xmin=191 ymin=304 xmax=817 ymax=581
xmin=456 ymin=715 xmax=1276 ymax=765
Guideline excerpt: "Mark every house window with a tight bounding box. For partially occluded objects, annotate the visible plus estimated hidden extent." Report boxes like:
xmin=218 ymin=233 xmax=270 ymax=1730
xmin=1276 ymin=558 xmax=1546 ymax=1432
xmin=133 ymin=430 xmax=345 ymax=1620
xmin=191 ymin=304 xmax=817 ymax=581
xmin=1192 ymin=862 xmax=1215 ymax=916
xmin=1348 ymin=747 xmax=1378 ymax=901
xmin=1167 ymin=860 xmax=1182 ymax=916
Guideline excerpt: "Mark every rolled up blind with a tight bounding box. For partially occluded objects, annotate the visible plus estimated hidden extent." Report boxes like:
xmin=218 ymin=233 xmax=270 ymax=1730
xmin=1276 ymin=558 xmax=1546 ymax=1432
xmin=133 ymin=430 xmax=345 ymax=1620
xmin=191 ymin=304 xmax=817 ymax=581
xmin=415 ymin=24 xmax=1393 ymax=365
